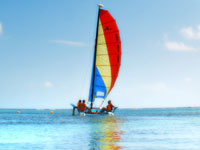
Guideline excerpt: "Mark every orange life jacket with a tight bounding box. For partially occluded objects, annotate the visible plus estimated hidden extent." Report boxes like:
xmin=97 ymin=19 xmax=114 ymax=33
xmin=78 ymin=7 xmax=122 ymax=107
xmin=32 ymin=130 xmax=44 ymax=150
xmin=107 ymin=103 xmax=113 ymax=111
xmin=79 ymin=103 xmax=86 ymax=112
xmin=77 ymin=102 xmax=81 ymax=109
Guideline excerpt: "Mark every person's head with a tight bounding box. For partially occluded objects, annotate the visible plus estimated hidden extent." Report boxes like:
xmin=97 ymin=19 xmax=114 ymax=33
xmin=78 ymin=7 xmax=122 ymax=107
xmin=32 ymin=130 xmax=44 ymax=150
xmin=83 ymin=100 xmax=85 ymax=103
xmin=108 ymin=100 xmax=111 ymax=104
xmin=79 ymin=100 xmax=81 ymax=103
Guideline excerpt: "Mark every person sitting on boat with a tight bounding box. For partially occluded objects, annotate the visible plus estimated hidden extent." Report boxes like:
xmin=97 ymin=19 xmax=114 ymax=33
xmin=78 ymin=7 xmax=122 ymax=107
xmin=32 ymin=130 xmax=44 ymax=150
xmin=107 ymin=100 xmax=114 ymax=112
xmin=82 ymin=99 xmax=92 ymax=113
xmin=99 ymin=100 xmax=114 ymax=113
xmin=79 ymin=100 xmax=87 ymax=112
xmin=77 ymin=100 xmax=82 ymax=111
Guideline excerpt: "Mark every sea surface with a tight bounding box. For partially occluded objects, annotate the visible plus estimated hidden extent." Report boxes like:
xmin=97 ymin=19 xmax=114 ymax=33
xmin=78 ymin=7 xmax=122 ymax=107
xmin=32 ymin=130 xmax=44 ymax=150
xmin=0 ymin=108 xmax=200 ymax=150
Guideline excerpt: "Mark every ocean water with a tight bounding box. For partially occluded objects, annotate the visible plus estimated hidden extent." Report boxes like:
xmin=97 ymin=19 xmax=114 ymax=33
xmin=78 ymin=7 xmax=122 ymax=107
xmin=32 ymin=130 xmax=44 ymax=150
xmin=0 ymin=108 xmax=200 ymax=150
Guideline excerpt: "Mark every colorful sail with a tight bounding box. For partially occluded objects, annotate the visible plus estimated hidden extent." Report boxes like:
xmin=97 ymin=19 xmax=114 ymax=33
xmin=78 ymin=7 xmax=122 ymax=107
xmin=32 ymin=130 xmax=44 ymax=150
xmin=89 ymin=8 xmax=121 ymax=104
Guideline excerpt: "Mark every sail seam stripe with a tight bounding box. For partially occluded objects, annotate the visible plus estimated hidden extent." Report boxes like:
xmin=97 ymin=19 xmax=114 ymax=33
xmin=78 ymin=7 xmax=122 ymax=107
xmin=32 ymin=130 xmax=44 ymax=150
xmin=96 ymin=64 xmax=121 ymax=66
xmin=94 ymin=85 xmax=111 ymax=88
xmin=98 ymin=30 xmax=119 ymax=35
xmin=97 ymin=42 xmax=121 ymax=45
xmin=95 ymin=75 xmax=117 ymax=77
xmin=97 ymin=54 xmax=121 ymax=56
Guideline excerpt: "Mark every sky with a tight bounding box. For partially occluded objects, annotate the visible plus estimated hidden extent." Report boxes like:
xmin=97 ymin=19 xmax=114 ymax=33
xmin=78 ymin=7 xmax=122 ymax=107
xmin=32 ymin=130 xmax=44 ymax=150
xmin=0 ymin=0 xmax=200 ymax=109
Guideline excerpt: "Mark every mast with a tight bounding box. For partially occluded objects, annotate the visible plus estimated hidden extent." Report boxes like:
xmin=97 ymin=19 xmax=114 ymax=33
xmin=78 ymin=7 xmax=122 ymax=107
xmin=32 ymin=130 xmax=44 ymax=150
xmin=90 ymin=4 xmax=104 ymax=109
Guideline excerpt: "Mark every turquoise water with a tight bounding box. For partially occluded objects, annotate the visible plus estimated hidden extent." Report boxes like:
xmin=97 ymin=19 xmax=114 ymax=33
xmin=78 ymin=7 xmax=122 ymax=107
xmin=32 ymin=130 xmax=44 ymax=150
xmin=0 ymin=108 xmax=200 ymax=150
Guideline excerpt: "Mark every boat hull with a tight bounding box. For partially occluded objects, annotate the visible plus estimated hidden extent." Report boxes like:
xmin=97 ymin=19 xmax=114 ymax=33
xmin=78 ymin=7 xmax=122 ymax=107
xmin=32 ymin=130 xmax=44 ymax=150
xmin=71 ymin=104 xmax=117 ymax=115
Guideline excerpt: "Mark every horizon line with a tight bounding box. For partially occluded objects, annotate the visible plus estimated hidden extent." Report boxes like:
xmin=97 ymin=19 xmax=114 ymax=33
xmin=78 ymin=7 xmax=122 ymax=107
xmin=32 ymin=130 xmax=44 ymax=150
xmin=0 ymin=106 xmax=200 ymax=110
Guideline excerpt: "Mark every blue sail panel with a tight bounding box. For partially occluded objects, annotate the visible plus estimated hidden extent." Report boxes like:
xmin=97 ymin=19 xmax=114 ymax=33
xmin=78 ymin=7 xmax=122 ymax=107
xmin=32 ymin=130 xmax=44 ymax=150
xmin=88 ymin=67 xmax=107 ymax=102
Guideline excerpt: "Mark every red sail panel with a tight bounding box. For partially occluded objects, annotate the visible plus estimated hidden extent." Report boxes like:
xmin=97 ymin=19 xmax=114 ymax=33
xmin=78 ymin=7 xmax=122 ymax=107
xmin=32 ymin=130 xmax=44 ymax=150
xmin=99 ymin=9 xmax=121 ymax=95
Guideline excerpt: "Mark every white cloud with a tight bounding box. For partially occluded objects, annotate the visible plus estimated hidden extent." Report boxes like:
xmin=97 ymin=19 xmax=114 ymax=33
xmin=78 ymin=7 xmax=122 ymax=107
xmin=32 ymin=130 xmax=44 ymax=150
xmin=142 ymin=82 xmax=166 ymax=91
xmin=44 ymin=81 xmax=54 ymax=88
xmin=185 ymin=77 xmax=192 ymax=83
xmin=0 ymin=23 xmax=2 ymax=35
xmin=165 ymin=41 xmax=196 ymax=51
xmin=180 ymin=25 xmax=200 ymax=39
xmin=52 ymin=40 xmax=86 ymax=47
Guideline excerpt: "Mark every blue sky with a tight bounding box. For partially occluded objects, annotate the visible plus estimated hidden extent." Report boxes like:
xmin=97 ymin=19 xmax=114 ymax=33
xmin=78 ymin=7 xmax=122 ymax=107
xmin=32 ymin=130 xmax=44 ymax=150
xmin=1 ymin=0 xmax=200 ymax=108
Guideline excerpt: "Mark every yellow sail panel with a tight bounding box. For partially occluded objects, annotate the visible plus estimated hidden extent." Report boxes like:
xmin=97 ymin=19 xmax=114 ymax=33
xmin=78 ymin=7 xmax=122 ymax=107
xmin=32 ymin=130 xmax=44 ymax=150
xmin=96 ymin=19 xmax=112 ymax=94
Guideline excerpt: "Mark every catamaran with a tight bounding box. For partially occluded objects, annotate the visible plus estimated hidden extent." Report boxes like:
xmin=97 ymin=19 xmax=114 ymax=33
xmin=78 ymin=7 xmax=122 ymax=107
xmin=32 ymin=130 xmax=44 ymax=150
xmin=71 ymin=4 xmax=121 ymax=115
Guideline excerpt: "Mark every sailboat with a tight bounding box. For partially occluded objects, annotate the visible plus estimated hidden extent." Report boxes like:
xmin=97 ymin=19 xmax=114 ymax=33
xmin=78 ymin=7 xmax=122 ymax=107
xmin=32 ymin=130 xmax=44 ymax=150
xmin=71 ymin=4 xmax=121 ymax=115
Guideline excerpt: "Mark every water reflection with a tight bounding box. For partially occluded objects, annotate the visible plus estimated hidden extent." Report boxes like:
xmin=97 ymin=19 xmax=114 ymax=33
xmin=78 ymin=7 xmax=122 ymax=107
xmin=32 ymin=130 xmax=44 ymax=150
xmin=89 ymin=116 xmax=123 ymax=150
